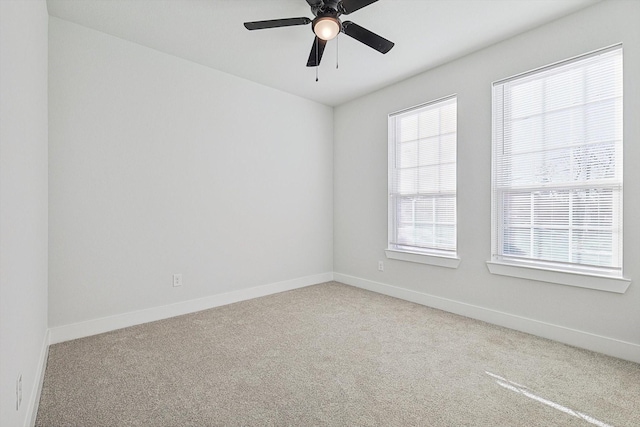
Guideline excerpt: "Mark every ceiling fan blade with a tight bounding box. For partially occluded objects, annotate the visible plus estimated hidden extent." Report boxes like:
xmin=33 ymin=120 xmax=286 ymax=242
xmin=305 ymin=0 xmax=322 ymax=6
xmin=244 ymin=17 xmax=311 ymax=31
xmin=340 ymin=0 xmax=379 ymax=15
xmin=342 ymin=21 xmax=394 ymax=54
xmin=306 ymin=37 xmax=328 ymax=67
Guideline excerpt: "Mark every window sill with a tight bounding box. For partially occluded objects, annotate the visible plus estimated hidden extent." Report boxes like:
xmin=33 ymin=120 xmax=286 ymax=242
xmin=385 ymin=249 xmax=461 ymax=269
xmin=486 ymin=261 xmax=631 ymax=294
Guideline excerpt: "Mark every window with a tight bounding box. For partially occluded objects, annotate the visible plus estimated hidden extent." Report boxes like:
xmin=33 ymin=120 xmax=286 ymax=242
xmin=490 ymin=45 xmax=627 ymax=290
xmin=387 ymin=96 xmax=458 ymax=267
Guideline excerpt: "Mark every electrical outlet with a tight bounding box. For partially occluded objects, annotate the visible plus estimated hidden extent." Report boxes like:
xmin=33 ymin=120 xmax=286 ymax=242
xmin=16 ymin=374 xmax=22 ymax=410
xmin=173 ymin=274 xmax=183 ymax=287
xmin=378 ymin=261 xmax=384 ymax=272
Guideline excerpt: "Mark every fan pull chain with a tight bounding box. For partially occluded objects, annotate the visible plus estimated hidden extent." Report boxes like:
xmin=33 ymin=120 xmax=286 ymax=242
xmin=315 ymin=37 xmax=319 ymax=82
xmin=336 ymin=33 xmax=339 ymax=69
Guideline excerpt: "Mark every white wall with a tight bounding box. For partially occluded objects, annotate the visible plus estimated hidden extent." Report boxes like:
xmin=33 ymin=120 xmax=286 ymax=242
xmin=48 ymin=18 xmax=333 ymax=328
xmin=0 ymin=1 xmax=49 ymax=426
xmin=334 ymin=0 xmax=640 ymax=360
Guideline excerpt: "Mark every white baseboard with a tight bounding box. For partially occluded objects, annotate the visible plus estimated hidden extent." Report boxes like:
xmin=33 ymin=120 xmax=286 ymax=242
xmin=25 ymin=329 xmax=49 ymax=427
xmin=49 ymin=272 xmax=333 ymax=345
xmin=45 ymin=270 xmax=640 ymax=362
xmin=334 ymin=272 xmax=640 ymax=364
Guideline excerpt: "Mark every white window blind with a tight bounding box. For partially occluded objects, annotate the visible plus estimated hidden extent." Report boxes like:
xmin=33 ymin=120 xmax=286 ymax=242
xmin=492 ymin=45 xmax=623 ymax=276
xmin=389 ymin=96 xmax=457 ymax=256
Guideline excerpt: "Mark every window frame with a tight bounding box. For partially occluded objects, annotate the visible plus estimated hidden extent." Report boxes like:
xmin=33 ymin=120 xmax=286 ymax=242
xmin=386 ymin=95 xmax=460 ymax=268
xmin=488 ymin=44 xmax=630 ymax=293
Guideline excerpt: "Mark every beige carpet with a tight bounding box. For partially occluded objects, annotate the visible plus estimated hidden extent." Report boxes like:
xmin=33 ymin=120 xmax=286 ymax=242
xmin=36 ymin=282 xmax=640 ymax=426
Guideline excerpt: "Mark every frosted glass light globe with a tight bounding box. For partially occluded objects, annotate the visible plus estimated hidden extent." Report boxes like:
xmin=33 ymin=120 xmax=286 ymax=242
xmin=314 ymin=17 xmax=340 ymax=41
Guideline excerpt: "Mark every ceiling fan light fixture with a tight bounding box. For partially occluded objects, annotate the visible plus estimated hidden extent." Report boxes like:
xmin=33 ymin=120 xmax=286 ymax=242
xmin=313 ymin=16 xmax=341 ymax=41
xmin=243 ymin=0 xmax=394 ymax=69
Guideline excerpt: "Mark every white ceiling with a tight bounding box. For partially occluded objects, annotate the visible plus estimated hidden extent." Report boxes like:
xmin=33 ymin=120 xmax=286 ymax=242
xmin=46 ymin=0 xmax=600 ymax=106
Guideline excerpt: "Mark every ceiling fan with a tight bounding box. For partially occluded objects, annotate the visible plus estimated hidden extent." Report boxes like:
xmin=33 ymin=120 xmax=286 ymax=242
xmin=243 ymin=0 xmax=394 ymax=67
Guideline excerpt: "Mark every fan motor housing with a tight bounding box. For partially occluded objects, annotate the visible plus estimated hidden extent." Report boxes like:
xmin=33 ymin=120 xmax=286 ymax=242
xmin=322 ymin=0 xmax=341 ymax=13
xmin=312 ymin=0 xmax=341 ymax=17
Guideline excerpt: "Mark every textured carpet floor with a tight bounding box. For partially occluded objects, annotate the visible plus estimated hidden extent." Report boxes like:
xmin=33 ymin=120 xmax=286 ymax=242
xmin=36 ymin=282 xmax=640 ymax=426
